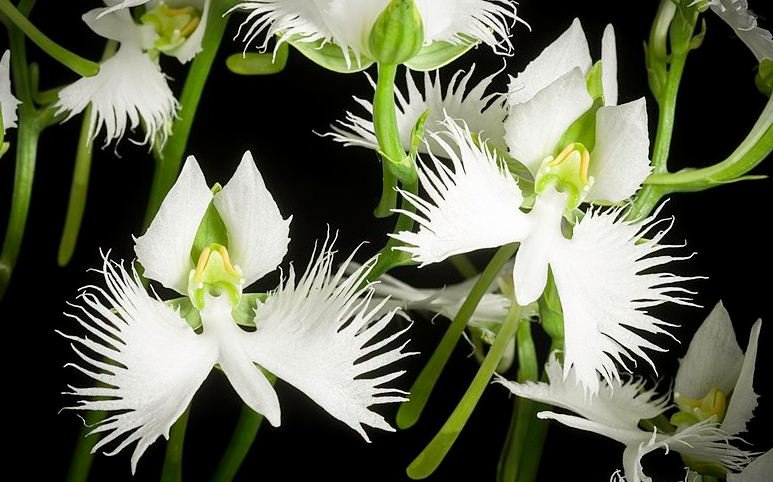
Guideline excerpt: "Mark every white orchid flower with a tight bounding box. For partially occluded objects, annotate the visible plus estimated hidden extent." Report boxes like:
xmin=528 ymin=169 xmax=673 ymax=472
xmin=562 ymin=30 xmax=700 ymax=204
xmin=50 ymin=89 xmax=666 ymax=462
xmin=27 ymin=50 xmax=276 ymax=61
xmin=60 ymin=152 xmax=413 ymax=473
xmin=0 ymin=50 xmax=21 ymax=136
xmin=56 ymin=4 xmax=178 ymax=147
xmin=230 ymin=0 xmax=520 ymax=69
xmin=391 ymin=116 xmax=696 ymax=396
xmin=328 ymin=65 xmax=509 ymax=156
xmin=498 ymin=355 xmax=752 ymax=482
xmin=701 ymin=0 xmax=773 ymax=62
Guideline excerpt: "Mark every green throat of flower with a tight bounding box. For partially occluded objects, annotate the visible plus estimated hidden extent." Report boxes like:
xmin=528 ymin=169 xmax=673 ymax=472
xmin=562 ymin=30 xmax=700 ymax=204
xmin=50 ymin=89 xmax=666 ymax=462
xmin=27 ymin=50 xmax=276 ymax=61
xmin=188 ymin=243 xmax=243 ymax=310
xmin=141 ymin=2 xmax=202 ymax=55
xmin=535 ymin=142 xmax=594 ymax=209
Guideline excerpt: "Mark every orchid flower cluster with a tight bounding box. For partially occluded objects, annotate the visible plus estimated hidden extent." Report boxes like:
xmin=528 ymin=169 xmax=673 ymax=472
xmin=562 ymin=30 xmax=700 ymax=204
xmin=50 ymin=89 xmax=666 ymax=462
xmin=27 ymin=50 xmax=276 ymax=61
xmin=0 ymin=0 xmax=771 ymax=481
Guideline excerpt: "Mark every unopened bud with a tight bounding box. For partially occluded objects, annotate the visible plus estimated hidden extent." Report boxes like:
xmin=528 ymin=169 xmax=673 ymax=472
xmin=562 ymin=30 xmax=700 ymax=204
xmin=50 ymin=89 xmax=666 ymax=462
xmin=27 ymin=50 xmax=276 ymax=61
xmin=368 ymin=0 xmax=424 ymax=65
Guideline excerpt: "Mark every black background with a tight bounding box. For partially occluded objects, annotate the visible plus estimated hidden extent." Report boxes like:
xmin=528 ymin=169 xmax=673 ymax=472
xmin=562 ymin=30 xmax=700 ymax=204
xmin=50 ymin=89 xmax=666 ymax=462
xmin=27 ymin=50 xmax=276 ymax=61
xmin=1 ymin=1 xmax=771 ymax=481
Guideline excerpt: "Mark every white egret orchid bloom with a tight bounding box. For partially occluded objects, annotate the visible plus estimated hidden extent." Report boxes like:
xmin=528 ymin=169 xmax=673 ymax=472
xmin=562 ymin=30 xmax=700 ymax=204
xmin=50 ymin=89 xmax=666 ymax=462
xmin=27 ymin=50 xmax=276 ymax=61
xmin=230 ymin=0 xmax=520 ymax=68
xmin=391 ymin=116 xmax=696 ymax=395
xmin=498 ymin=355 xmax=752 ymax=482
xmin=56 ymin=3 xmax=178 ymax=147
xmin=0 ymin=50 xmax=20 ymax=136
xmin=61 ymin=152 xmax=412 ymax=472
xmin=701 ymin=0 xmax=773 ymax=62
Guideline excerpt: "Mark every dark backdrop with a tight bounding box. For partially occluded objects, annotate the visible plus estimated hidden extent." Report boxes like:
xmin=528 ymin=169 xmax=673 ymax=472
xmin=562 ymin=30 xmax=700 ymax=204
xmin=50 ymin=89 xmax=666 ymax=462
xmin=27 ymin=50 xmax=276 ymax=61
xmin=1 ymin=1 xmax=771 ymax=481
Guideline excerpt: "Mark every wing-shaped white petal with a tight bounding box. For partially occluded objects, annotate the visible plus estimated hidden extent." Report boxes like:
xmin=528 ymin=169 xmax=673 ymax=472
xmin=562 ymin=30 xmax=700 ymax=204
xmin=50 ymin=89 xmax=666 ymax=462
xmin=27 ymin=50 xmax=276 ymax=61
xmin=722 ymin=319 xmax=761 ymax=436
xmin=504 ymin=68 xmax=593 ymax=175
xmin=549 ymin=207 xmax=698 ymax=395
xmin=56 ymin=42 xmax=178 ymax=147
xmin=507 ymin=18 xmax=592 ymax=107
xmin=391 ymin=117 xmax=529 ymax=265
xmin=674 ymin=301 xmax=744 ymax=400
xmin=85 ymin=6 xmax=144 ymax=45
xmin=728 ymin=449 xmax=773 ymax=482
xmin=0 ymin=50 xmax=20 ymax=133
xmin=707 ymin=0 xmax=773 ymax=62
xmin=586 ymin=99 xmax=652 ymax=203
xmin=135 ymin=156 xmax=212 ymax=293
xmin=60 ymin=257 xmax=217 ymax=473
xmin=496 ymin=355 xmax=668 ymax=431
xmin=328 ymin=66 xmax=508 ymax=156
xmin=213 ymin=151 xmax=291 ymax=288
xmin=601 ymin=24 xmax=618 ymax=106
xmin=245 ymin=240 xmax=414 ymax=440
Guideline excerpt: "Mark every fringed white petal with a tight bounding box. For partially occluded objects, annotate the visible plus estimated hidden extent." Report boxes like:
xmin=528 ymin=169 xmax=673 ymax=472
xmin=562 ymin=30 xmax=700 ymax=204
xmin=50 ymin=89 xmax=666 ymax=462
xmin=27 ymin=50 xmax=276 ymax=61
xmin=601 ymin=24 xmax=618 ymax=106
xmin=674 ymin=301 xmax=744 ymax=400
xmin=391 ymin=117 xmax=529 ymax=265
xmin=728 ymin=449 xmax=773 ymax=482
xmin=507 ymin=18 xmax=592 ymax=107
xmin=496 ymin=354 xmax=668 ymax=431
xmin=213 ymin=151 xmax=291 ymax=288
xmin=586 ymin=98 xmax=652 ymax=203
xmin=0 ymin=50 xmax=20 ymax=133
xmin=722 ymin=319 xmax=761 ymax=436
xmin=550 ymin=206 xmax=698 ymax=396
xmin=706 ymin=0 xmax=773 ymax=62
xmin=328 ymin=66 xmax=508 ymax=155
xmin=60 ymin=256 xmax=218 ymax=473
xmin=245 ymin=239 xmax=414 ymax=440
xmin=134 ymin=156 xmax=213 ymax=293
xmin=504 ymin=68 xmax=593 ymax=175
xmin=55 ymin=42 xmax=178 ymax=148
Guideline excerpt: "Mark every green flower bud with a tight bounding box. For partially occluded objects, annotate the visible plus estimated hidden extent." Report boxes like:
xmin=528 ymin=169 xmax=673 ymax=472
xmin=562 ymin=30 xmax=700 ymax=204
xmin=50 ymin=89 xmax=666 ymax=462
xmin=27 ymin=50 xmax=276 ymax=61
xmin=368 ymin=0 xmax=424 ymax=65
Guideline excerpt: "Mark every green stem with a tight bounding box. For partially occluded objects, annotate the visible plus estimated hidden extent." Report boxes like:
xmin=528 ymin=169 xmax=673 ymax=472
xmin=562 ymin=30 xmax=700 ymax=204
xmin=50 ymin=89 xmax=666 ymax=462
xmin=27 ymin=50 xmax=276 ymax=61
xmin=57 ymin=106 xmax=94 ymax=266
xmin=143 ymin=0 xmax=230 ymax=227
xmin=66 ymin=410 xmax=105 ymax=482
xmin=0 ymin=0 xmax=99 ymax=77
xmin=406 ymin=301 xmax=522 ymax=480
xmin=373 ymin=63 xmax=415 ymax=186
xmin=0 ymin=13 xmax=40 ymax=299
xmin=449 ymin=254 xmax=478 ymax=279
xmin=374 ymin=164 xmax=398 ymax=218
xmin=210 ymin=374 xmax=277 ymax=482
xmin=396 ymin=243 xmax=517 ymax=429
xmin=160 ymin=407 xmax=191 ymax=482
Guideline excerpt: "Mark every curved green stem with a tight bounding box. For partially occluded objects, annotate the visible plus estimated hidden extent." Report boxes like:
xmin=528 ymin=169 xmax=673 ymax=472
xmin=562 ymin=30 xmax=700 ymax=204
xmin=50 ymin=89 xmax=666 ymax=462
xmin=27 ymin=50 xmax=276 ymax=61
xmin=396 ymin=243 xmax=517 ymax=429
xmin=373 ymin=63 xmax=415 ymax=187
xmin=0 ymin=0 xmax=99 ymax=77
xmin=66 ymin=410 xmax=105 ymax=482
xmin=144 ymin=0 xmax=230 ymax=227
xmin=160 ymin=407 xmax=191 ymax=482
xmin=406 ymin=301 xmax=522 ymax=480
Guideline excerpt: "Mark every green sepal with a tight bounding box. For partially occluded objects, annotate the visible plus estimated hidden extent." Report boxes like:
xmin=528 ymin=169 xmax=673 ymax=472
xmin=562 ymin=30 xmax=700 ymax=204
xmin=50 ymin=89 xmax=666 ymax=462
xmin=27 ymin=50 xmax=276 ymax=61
xmin=368 ymin=0 xmax=424 ymax=65
xmin=226 ymin=43 xmax=289 ymax=76
xmin=404 ymin=38 xmax=476 ymax=71
xmin=556 ymin=97 xmax=603 ymax=154
xmin=288 ymin=36 xmax=374 ymax=74
xmin=538 ymin=271 xmax=564 ymax=342
xmin=756 ymin=58 xmax=773 ymax=97
xmin=190 ymin=184 xmax=228 ymax=264
xmin=585 ymin=61 xmax=605 ymax=101
xmin=167 ymin=296 xmax=204 ymax=330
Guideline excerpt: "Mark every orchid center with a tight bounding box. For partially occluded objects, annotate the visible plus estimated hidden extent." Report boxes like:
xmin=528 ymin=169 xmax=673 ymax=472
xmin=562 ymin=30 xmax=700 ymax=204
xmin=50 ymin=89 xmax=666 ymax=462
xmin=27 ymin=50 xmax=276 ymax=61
xmin=188 ymin=243 xmax=243 ymax=310
xmin=535 ymin=142 xmax=594 ymax=209
xmin=670 ymin=387 xmax=728 ymax=429
xmin=141 ymin=2 xmax=202 ymax=54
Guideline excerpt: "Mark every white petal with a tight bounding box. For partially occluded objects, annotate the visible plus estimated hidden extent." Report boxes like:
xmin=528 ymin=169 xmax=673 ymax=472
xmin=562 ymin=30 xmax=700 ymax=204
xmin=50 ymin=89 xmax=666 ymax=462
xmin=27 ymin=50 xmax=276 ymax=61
xmin=391 ymin=117 xmax=529 ymax=265
xmin=497 ymin=354 xmax=668 ymax=431
xmin=61 ymin=256 xmax=217 ymax=473
xmin=601 ymin=24 xmax=618 ymax=106
xmin=674 ymin=301 xmax=744 ymax=400
xmin=55 ymin=42 xmax=178 ymax=147
xmin=164 ymin=0 xmax=211 ymax=63
xmin=507 ymin=18 xmax=592 ymax=106
xmin=708 ymin=0 xmax=773 ymax=62
xmin=134 ymin=157 xmax=213 ymax=293
xmin=200 ymin=294 xmax=281 ymax=426
xmin=244 ymin=239 xmax=414 ymax=440
xmin=97 ymin=0 xmax=152 ymax=19
xmin=722 ymin=319 xmax=761 ymax=436
xmin=586 ymin=99 xmax=652 ymax=203
xmin=728 ymin=449 xmax=773 ymax=482
xmin=0 ymin=50 xmax=21 ymax=133
xmin=504 ymin=68 xmax=593 ymax=175
xmin=329 ymin=66 xmax=509 ymax=156
xmin=549 ymin=207 xmax=697 ymax=395
xmin=213 ymin=151 xmax=291 ymax=288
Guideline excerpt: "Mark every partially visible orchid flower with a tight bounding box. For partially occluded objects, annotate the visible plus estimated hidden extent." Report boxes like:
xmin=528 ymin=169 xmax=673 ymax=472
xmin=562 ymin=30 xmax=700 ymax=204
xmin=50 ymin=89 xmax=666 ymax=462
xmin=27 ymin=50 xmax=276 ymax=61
xmin=60 ymin=152 xmax=412 ymax=472
xmin=497 ymin=355 xmax=753 ymax=482
xmin=727 ymin=449 xmax=773 ymax=481
xmin=701 ymin=0 xmax=773 ymax=62
xmin=230 ymin=0 xmax=522 ymax=70
xmin=0 ymin=50 xmax=20 ymax=138
xmin=391 ymin=115 xmax=695 ymax=395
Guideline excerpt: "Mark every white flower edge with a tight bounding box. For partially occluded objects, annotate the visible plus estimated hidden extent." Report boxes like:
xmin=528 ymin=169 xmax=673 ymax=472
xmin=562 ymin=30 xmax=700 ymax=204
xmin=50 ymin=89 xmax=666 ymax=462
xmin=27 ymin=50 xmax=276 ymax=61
xmin=0 ymin=50 xmax=21 ymax=133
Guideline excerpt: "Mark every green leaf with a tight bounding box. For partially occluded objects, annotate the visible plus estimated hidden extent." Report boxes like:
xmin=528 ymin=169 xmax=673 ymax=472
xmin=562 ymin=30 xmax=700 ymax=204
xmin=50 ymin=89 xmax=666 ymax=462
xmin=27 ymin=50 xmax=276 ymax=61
xmin=288 ymin=37 xmax=374 ymax=74
xmin=404 ymin=38 xmax=477 ymax=71
xmin=190 ymin=184 xmax=228 ymax=263
xmin=756 ymin=58 xmax=773 ymax=97
xmin=226 ymin=43 xmax=289 ymax=76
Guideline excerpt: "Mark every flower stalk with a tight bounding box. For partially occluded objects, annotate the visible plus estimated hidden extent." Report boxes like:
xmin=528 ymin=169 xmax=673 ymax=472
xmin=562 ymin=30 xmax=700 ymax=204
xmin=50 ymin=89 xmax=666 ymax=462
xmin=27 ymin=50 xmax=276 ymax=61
xmin=160 ymin=406 xmax=191 ymax=482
